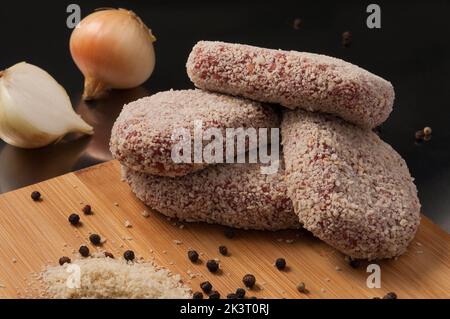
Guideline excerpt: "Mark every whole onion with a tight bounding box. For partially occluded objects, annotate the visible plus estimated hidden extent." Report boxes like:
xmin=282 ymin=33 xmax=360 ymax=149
xmin=70 ymin=8 xmax=156 ymax=100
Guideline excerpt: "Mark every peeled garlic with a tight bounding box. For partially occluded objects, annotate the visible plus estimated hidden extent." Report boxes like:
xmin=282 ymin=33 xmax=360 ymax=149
xmin=70 ymin=8 xmax=156 ymax=100
xmin=0 ymin=62 xmax=93 ymax=149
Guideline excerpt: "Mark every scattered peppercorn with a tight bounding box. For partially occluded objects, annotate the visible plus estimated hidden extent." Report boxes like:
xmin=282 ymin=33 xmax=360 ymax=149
xmin=59 ymin=256 xmax=71 ymax=265
xmin=293 ymin=18 xmax=302 ymax=30
xmin=415 ymin=130 xmax=425 ymax=141
xmin=192 ymin=291 xmax=204 ymax=299
xmin=372 ymin=297 xmax=381 ymax=299
xmin=209 ymin=291 xmax=220 ymax=299
xmin=249 ymin=296 xmax=257 ymax=299
xmin=297 ymin=282 xmax=307 ymax=293
xmin=243 ymin=274 xmax=256 ymax=288
xmin=235 ymin=288 xmax=246 ymax=298
xmin=104 ymin=252 xmax=114 ymax=259
xmin=226 ymin=293 xmax=238 ymax=299
xmin=224 ymin=228 xmax=236 ymax=239
xmin=342 ymin=31 xmax=352 ymax=48
xmin=31 ymin=191 xmax=41 ymax=201
xmin=187 ymin=250 xmax=199 ymax=263
xmin=68 ymin=213 xmax=80 ymax=226
xmin=219 ymin=245 xmax=228 ymax=256
xmin=89 ymin=233 xmax=101 ymax=246
xmin=206 ymin=259 xmax=219 ymax=273
xmin=383 ymin=292 xmax=397 ymax=299
xmin=78 ymin=245 xmax=90 ymax=257
xmin=349 ymin=258 xmax=360 ymax=269
xmin=200 ymin=281 xmax=212 ymax=294
xmin=415 ymin=127 xmax=433 ymax=143
xmin=123 ymin=250 xmax=135 ymax=261
xmin=82 ymin=205 xmax=92 ymax=215
xmin=275 ymin=258 xmax=286 ymax=270
xmin=423 ymin=126 xmax=432 ymax=136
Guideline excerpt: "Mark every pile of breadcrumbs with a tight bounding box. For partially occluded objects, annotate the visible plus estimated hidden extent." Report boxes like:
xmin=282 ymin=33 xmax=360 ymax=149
xmin=39 ymin=255 xmax=191 ymax=299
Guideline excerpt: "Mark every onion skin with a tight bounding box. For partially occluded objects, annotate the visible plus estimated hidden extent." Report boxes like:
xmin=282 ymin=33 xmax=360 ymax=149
xmin=70 ymin=8 xmax=156 ymax=100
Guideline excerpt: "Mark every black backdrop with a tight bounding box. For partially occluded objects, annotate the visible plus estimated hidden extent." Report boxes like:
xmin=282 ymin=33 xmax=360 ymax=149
xmin=1 ymin=0 xmax=449 ymax=230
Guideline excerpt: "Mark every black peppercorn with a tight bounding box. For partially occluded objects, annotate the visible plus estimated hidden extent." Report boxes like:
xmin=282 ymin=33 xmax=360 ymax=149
xmin=123 ymin=250 xmax=135 ymax=261
xmin=59 ymin=256 xmax=71 ymax=265
xmin=415 ymin=130 xmax=425 ymax=141
xmin=31 ymin=191 xmax=41 ymax=201
xmin=224 ymin=229 xmax=235 ymax=239
xmin=200 ymin=281 xmax=212 ymax=294
xmin=275 ymin=258 xmax=286 ymax=270
xmin=192 ymin=291 xmax=203 ymax=299
xmin=383 ymin=292 xmax=397 ymax=299
xmin=68 ymin=213 xmax=80 ymax=226
xmin=226 ymin=293 xmax=237 ymax=299
xmin=82 ymin=205 xmax=92 ymax=215
xmin=242 ymin=274 xmax=256 ymax=288
xmin=187 ymin=250 xmax=199 ymax=263
xmin=104 ymin=252 xmax=114 ymax=259
xmin=342 ymin=31 xmax=352 ymax=48
xmin=297 ymin=282 xmax=307 ymax=293
xmin=235 ymin=288 xmax=246 ymax=298
xmin=209 ymin=291 xmax=220 ymax=299
xmin=293 ymin=18 xmax=302 ymax=30
xmin=89 ymin=233 xmax=101 ymax=246
xmin=79 ymin=245 xmax=90 ymax=257
xmin=349 ymin=258 xmax=360 ymax=269
xmin=206 ymin=259 xmax=219 ymax=273
xmin=219 ymin=245 xmax=228 ymax=256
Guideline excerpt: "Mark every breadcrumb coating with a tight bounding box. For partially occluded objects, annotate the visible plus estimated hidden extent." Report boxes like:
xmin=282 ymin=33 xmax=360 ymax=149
xmin=110 ymin=89 xmax=279 ymax=176
xmin=187 ymin=41 xmax=394 ymax=128
xmin=123 ymin=163 xmax=300 ymax=231
xmin=281 ymin=109 xmax=420 ymax=260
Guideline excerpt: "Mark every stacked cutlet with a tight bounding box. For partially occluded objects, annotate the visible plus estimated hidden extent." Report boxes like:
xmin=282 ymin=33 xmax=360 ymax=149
xmin=111 ymin=41 xmax=421 ymax=260
xmin=111 ymin=89 xmax=298 ymax=231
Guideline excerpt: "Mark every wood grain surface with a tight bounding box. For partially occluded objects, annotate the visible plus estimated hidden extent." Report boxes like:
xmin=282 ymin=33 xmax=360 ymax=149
xmin=0 ymin=160 xmax=449 ymax=299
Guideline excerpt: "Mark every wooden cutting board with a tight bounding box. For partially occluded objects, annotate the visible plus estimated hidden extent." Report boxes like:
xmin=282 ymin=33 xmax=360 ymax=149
xmin=0 ymin=160 xmax=449 ymax=299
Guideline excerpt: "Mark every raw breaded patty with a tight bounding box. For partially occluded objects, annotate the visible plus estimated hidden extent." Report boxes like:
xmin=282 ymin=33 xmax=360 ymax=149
xmin=122 ymin=163 xmax=300 ymax=231
xmin=187 ymin=41 xmax=395 ymax=129
xmin=281 ymin=110 xmax=420 ymax=260
xmin=110 ymin=89 xmax=279 ymax=176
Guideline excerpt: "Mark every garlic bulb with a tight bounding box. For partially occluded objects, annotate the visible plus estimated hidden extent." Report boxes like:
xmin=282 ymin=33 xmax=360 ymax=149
xmin=70 ymin=8 xmax=156 ymax=100
xmin=0 ymin=62 xmax=93 ymax=149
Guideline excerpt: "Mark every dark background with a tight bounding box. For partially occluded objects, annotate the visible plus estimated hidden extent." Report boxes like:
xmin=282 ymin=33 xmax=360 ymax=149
xmin=0 ymin=0 xmax=449 ymax=230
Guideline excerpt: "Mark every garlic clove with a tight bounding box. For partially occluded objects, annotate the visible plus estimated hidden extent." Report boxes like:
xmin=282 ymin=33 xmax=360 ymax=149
xmin=0 ymin=62 xmax=93 ymax=149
